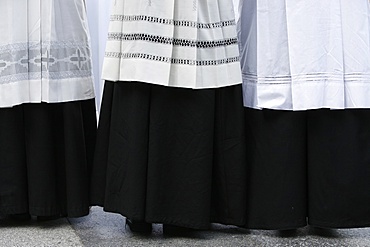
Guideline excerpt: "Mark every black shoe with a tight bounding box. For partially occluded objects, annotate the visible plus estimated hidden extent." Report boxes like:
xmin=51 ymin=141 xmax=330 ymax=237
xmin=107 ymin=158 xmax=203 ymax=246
xmin=163 ymin=224 xmax=194 ymax=236
xmin=126 ymin=218 xmax=152 ymax=234
xmin=8 ymin=213 xmax=31 ymax=221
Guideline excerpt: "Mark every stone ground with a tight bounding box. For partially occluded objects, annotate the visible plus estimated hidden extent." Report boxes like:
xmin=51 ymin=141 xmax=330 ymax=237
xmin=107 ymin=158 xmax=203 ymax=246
xmin=1 ymin=207 xmax=370 ymax=247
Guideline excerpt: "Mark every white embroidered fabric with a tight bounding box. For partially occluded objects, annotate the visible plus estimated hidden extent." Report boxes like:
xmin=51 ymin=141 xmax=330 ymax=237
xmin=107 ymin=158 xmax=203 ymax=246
xmin=239 ymin=0 xmax=370 ymax=110
xmin=102 ymin=0 xmax=242 ymax=89
xmin=0 ymin=0 xmax=95 ymax=108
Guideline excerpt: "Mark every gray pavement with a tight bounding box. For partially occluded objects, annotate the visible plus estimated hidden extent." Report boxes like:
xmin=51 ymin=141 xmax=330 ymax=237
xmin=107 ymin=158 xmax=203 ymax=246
xmin=1 ymin=207 xmax=370 ymax=246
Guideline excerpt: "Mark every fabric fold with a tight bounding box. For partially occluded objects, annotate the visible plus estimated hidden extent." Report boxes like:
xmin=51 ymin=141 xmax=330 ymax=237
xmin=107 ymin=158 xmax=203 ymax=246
xmin=239 ymin=0 xmax=370 ymax=110
xmin=0 ymin=0 xmax=95 ymax=108
xmin=102 ymin=0 xmax=242 ymax=89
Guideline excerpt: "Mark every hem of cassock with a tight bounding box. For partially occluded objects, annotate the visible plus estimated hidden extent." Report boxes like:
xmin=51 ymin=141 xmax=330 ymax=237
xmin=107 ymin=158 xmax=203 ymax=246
xmin=0 ymin=206 xmax=29 ymax=216
xmin=243 ymin=220 xmax=308 ymax=230
xmin=28 ymin=206 xmax=90 ymax=218
xmin=309 ymin=219 xmax=370 ymax=229
xmin=0 ymin=206 xmax=89 ymax=218
xmin=146 ymin=217 xmax=211 ymax=230
xmin=210 ymin=217 xmax=246 ymax=228
xmin=99 ymin=206 xmax=212 ymax=230
xmin=99 ymin=208 xmax=256 ymax=230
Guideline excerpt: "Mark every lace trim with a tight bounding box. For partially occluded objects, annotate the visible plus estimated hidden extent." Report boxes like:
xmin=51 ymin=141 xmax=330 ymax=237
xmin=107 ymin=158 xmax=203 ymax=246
xmin=0 ymin=42 xmax=93 ymax=84
xmin=107 ymin=33 xmax=238 ymax=48
xmin=105 ymin=52 xmax=240 ymax=66
xmin=110 ymin=15 xmax=236 ymax=29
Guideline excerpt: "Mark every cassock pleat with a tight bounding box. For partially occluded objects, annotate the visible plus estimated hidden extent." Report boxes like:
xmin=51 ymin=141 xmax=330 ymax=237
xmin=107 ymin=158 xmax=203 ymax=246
xmin=244 ymin=108 xmax=307 ymax=230
xmin=307 ymin=109 xmax=370 ymax=228
xmin=91 ymin=81 xmax=247 ymax=229
xmin=0 ymin=99 xmax=96 ymax=217
xmin=244 ymin=108 xmax=370 ymax=229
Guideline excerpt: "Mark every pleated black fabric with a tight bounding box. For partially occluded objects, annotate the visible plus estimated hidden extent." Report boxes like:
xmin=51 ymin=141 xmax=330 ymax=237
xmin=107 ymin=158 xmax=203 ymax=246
xmin=308 ymin=109 xmax=370 ymax=228
xmin=244 ymin=108 xmax=307 ymax=230
xmin=0 ymin=99 xmax=96 ymax=217
xmin=244 ymin=108 xmax=370 ymax=229
xmin=91 ymin=81 xmax=247 ymax=229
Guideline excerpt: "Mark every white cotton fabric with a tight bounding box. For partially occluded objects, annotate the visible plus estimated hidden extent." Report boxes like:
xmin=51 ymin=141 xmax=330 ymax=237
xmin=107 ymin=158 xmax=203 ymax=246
xmin=239 ymin=0 xmax=370 ymax=110
xmin=102 ymin=0 xmax=242 ymax=89
xmin=0 ymin=0 xmax=95 ymax=108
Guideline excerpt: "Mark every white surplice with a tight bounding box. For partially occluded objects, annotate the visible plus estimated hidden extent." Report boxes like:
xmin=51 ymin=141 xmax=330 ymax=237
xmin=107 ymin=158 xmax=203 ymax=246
xmin=0 ymin=0 xmax=95 ymax=108
xmin=239 ymin=0 xmax=370 ymax=110
xmin=102 ymin=0 xmax=242 ymax=89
